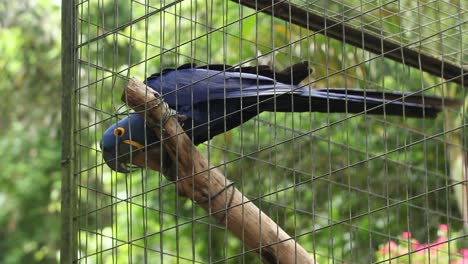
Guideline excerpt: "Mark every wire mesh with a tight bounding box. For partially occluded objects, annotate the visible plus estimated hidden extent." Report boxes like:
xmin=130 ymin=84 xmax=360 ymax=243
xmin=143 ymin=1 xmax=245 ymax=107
xmin=67 ymin=0 xmax=467 ymax=263
xmin=280 ymin=0 xmax=466 ymax=65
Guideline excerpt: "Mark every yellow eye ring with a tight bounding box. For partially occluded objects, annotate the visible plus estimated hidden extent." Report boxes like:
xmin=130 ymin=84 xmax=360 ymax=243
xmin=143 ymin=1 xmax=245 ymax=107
xmin=113 ymin=127 xmax=125 ymax=138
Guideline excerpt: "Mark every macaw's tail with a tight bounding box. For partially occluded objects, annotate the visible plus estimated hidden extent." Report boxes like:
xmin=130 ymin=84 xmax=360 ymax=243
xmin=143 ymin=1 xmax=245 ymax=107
xmin=258 ymin=88 xmax=460 ymax=118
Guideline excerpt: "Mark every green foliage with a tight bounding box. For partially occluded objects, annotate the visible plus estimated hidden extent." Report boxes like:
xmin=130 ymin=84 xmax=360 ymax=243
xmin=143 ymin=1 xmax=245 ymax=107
xmin=0 ymin=1 xmax=62 ymax=263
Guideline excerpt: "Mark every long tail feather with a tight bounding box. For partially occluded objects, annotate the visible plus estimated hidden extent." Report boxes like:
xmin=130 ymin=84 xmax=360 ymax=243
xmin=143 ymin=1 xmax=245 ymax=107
xmin=317 ymin=88 xmax=461 ymax=108
xmin=255 ymin=88 xmax=460 ymax=118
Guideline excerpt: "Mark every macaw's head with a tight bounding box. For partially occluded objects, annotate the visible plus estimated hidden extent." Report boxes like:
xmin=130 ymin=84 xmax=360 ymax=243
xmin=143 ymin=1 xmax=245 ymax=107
xmin=100 ymin=113 xmax=159 ymax=172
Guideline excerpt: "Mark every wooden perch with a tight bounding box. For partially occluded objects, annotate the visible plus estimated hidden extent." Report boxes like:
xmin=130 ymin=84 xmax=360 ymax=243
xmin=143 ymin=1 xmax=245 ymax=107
xmin=122 ymin=78 xmax=316 ymax=264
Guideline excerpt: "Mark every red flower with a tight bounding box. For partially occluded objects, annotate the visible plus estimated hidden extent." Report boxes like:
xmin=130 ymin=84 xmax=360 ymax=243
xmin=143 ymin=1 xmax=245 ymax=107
xmin=380 ymin=241 xmax=398 ymax=254
xmin=415 ymin=243 xmax=430 ymax=255
xmin=402 ymin=231 xmax=412 ymax=239
xmin=452 ymin=249 xmax=468 ymax=264
xmin=410 ymin=239 xmax=421 ymax=251
xmin=439 ymin=224 xmax=449 ymax=232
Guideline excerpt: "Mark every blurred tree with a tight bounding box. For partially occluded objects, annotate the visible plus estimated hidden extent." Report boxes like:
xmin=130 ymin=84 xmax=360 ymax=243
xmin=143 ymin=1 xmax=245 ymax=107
xmin=0 ymin=1 xmax=62 ymax=263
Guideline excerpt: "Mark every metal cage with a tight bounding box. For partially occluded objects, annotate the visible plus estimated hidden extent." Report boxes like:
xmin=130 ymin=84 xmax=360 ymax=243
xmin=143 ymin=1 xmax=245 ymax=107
xmin=62 ymin=0 xmax=467 ymax=263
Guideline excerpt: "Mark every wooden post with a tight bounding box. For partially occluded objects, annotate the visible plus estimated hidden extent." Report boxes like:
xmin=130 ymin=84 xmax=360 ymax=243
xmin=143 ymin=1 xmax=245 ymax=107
xmin=123 ymin=78 xmax=316 ymax=264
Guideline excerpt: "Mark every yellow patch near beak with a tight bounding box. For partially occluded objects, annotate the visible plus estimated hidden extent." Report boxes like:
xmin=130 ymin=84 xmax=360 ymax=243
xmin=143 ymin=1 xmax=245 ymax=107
xmin=122 ymin=140 xmax=144 ymax=149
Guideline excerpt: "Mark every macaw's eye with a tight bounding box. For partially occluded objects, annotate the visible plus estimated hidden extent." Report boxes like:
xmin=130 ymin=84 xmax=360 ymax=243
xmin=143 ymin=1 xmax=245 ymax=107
xmin=113 ymin=127 xmax=125 ymax=138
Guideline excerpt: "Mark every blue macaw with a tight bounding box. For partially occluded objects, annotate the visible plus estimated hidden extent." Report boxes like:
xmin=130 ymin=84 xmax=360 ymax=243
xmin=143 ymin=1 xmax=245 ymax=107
xmin=100 ymin=62 xmax=458 ymax=172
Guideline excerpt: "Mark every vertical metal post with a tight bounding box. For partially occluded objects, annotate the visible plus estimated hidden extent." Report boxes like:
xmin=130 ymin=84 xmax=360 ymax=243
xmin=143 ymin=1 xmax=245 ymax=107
xmin=61 ymin=0 xmax=76 ymax=262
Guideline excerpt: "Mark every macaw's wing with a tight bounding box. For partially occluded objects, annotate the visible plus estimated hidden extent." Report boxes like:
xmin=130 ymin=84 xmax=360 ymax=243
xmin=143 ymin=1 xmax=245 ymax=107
xmin=145 ymin=68 xmax=303 ymax=107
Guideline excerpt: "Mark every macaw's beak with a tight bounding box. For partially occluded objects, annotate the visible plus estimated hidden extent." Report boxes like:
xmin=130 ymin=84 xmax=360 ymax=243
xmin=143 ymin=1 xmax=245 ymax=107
xmin=101 ymin=140 xmax=145 ymax=173
xmin=130 ymin=146 xmax=163 ymax=172
xmin=101 ymin=140 xmax=163 ymax=173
